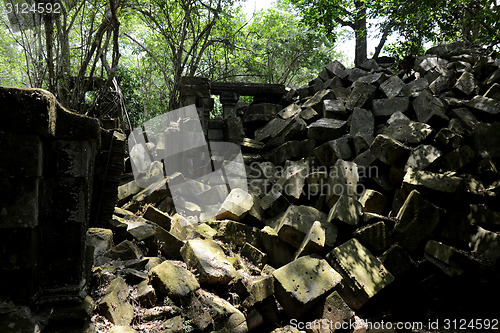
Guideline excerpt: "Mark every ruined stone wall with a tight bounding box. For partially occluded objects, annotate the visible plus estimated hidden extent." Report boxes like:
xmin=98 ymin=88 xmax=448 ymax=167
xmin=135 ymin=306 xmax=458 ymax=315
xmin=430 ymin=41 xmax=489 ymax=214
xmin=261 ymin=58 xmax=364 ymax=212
xmin=0 ymin=87 xmax=100 ymax=305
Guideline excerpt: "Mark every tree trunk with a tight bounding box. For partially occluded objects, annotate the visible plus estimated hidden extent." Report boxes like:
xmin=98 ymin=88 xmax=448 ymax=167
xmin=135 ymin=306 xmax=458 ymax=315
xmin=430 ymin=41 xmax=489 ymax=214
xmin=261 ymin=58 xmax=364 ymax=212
xmin=354 ymin=0 xmax=367 ymax=66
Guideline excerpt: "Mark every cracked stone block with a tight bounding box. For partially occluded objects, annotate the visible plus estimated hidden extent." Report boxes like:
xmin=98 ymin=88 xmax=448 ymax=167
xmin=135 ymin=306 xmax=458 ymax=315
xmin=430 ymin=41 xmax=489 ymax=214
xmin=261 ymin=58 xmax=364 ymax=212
xmin=216 ymin=188 xmax=253 ymax=221
xmin=383 ymin=119 xmax=433 ymax=144
xmin=327 ymin=195 xmax=363 ymax=226
xmin=326 ymin=238 xmax=394 ymax=309
xmin=307 ymin=118 xmax=347 ymax=141
xmin=359 ymin=189 xmax=387 ymax=214
xmin=97 ymin=277 xmax=134 ymax=326
xmin=353 ymin=221 xmax=389 ymax=253
xmin=484 ymin=83 xmax=500 ymax=100
xmin=393 ymin=190 xmax=443 ymax=255
xmin=323 ymin=99 xmax=347 ymax=119
xmin=466 ymin=95 xmax=500 ymax=115
xmin=405 ymin=145 xmax=442 ymax=171
xmin=181 ymin=239 xmax=236 ymax=285
xmin=143 ymin=206 xmax=171 ymax=230
xmin=272 ymin=255 xmax=342 ymax=318
xmin=314 ymin=137 xmax=352 ymax=167
xmin=241 ymin=242 xmax=268 ymax=268
xmin=346 ymin=82 xmax=376 ymax=110
xmin=424 ymin=240 xmax=472 ymax=276
xmin=380 ymin=244 xmax=415 ymax=278
xmin=325 ymin=60 xmax=348 ymax=79
xmin=380 ymin=76 xmax=405 ymax=98
xmin=294 ymin=221 xmax=326 ymax=259
xmin=453 ymin=71 xmax=477 ymax=96
xmin=370 ymin=134 xmax=410 ymax=165
xmin=149 ymin=260 xmax=200 ymax=299
xmin=402 ymin=168 xmax=463 ymax=198
xmin=372 ymin=97 xmax=409 ymax=117
xmin=277 ymin=205 xmax=337 ymax=248
xmin=413 ymin=90 xmax=448 ymax=124
xmin=350 ymin=107 xmax=374 ymax=141
xmin=325 ymin=159 xmax=359 ymax=207
xmin=309 ymin=291 xmax=355 ymax=332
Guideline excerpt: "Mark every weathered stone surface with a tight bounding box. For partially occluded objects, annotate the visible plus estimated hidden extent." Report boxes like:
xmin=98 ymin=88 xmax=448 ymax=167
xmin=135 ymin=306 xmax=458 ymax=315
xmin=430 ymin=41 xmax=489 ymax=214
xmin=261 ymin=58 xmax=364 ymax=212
xmin=143 ymin=206 xmax=171 ymax=230
xmin=473 ymin=122 xmax=500 ymax=158
xmin=469 ymin=226 xmax=500 ymax=262
xmin=216 ymin=188 xmax=253 ymax=221
xmin=353 ymin=221 xmax=389 ymax=253
xmin=450 ymin=107 xmax=478 ymax=133
xmin=181 ymin=239 xmax=236 ymax=285
xmin=453 ymin=71 xmax=477 ymax=96
xmin=350 ymin=107 xmax=374 ymax=141
xmin=380 ymin=244 xmax=415 ymax=278
xmin=302 ymin=90 xmax=335 ymax=112
xmin=255 ymin=118 xmax=289 ymax=142
xmin=434 ymin=145 xmax=475 ymax=171
xmin=241 ymin=242 xmax=268 ymax=267
xmin=242 ymin=275 xmax=275 ymax=308
xmin=402 ymin=168 xmax=463 ymax=198
xmin=424 ymin=240 xmax=471 ymax=276
xmin=149 ymin=260 xmax=200 ymax=299
xmin=135 ymin=280 xmax=156 ymax=307
xmin=429 ymin=71 xmax=455 ymax=95
xmin=357 ymin=72 xmax=387 ymax=85
xmin=277 ymin=205 xmax=337 ymax=248
xmin=359 ymin=59 xmax=382 ymax=72
xmin=434 ymin=127 xmax=463 ymax=150
xmin=393 ymin=190 xmax=443 ymax=255
xmin=125 ymin=178 xmax=170 ymax=213
xmin=380 ymin=76 xmax=405 ymax=98
xmin=294 ymin=220 xmax=325 ymax=259
xmin=260 ymin=187 xmax=290 ymax=217
xmin=272 ymin=255 xmax=342 ymax=318
xmin=327 ymin=195 xmax=363 ymax=226
xmin=326 ymin=238 xmax=394 ymax=309
xmin=413 ymin=90 xmax=448 ymax=123
xmin=383 ymin=119 xmax=433 ymax=144
xmin=97 ymin=277 xmax=134 ymax=326
xmin=405 ymin=78 xmax=429 ymax=96
xmin=307 ymin=118 xmax=347 ymax=141
xmin=243 ymin=103 xmax=282 ymax=124
xmin=325 ymin=159 xmax=359 ymax=206
xmin=466 ymin=95 xmax=500 ymax=115
xmin=215 ymin=220 xmax=263 ymax=249
xmin=105 ymin=240 xmax=143 ymax=260
xmin=272 ymin=139 xmax=315 ymax=165
xmin=346 ymin=82 xmax=376 ymax=110
xmin=370 ymin=134 xmax=410 ymax=165
xmin=299 ymin=107 xmax=320 ymax=122
xmin=372 ymin=97 xmax=409 ymax=117
xmin=261 ymin=226 xmax=294 ymax=268
xmin=278 ymin=103 xmax=301 ymax=119
xmin=323 ymin=99 xmax=347 ymax=119
xmin=348 ymin=68 xmax=370 ymax=82
xmin=87 ymin=228 xmax=114 ymax=257
xmin=314 ymin=137 xmax=352 ymax=167
xmin=309 ymin=291 xmax=354 ymax=332
xmin=325 ymin=60 xmax=348 ymax=79
xmin=359 ymin=189 xmax=387 ymax=214
xmin=323 ymin=76 xmax=343 ymax=90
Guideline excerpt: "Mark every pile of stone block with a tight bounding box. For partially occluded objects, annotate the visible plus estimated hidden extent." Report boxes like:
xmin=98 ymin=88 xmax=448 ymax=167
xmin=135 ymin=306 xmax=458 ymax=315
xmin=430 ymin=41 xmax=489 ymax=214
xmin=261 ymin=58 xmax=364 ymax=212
xmin=86 ymin=42 xmax=500 ymax=332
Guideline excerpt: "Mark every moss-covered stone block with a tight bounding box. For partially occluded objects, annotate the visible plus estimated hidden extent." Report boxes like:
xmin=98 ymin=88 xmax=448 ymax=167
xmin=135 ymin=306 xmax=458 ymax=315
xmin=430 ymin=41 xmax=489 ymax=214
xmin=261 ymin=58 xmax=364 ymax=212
xmin=149 ymin=260 xmax=199 ymax=300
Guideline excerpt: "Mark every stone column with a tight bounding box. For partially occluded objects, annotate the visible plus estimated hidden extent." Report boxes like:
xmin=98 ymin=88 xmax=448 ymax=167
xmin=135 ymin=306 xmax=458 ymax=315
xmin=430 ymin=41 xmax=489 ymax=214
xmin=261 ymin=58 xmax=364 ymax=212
xmin=220 ymin=91 xmax=240 ymax=118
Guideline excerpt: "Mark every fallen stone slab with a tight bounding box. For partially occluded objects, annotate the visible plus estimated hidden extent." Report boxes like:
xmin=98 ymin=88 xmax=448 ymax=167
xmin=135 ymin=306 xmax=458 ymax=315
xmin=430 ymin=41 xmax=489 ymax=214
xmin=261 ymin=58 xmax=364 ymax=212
xmin=380 ymin=244 xmax=415 ymax=278
xmin=323 ymin=99 xmax=347 ymax=119
xmin=372 ymin=97 xmax=409 ymax=117
xmin=241 ymin=242 xmax=268 ymax=268
xmin=348 ymin=68 xmax=370 ymax=82
xmin=294 ymin=220 xmax=326 ymax=259
xmin=314 ymin=136 xmax=352 ymax=167
xmin=353 ymin=221 xmax=389 ymax=253
xmin=325 ymin=60 xmax=348 ymax=79
xmin=434 ymin=145 xmax=475 ymax=171
xmin=155 ymin=225 xmax=184 ymax=259
xmin=302 ymin=89 xmax=335 ymax=113
xmin=434 ymin=127 xmax=463 ymax=150
xmin=135 ymin=280 xmax=156 ymax=307
xmin=323 ymin=76 xmax=343 ymax=90
xmin=404 ymin=145 xmax=442 ymax=171
xmin=307 ymin=118 xmax=347 ymax=141
xmin=350 ymin=107 xmax=374 ymax=140
xmin=466 ymin=95 xmax=500 ymax=115
xmin=405 ymin=78 xmax=429 ymax=97
xmin=242 ymin=275 xmax=275 ymax=308
xmin=309 ymin=291 xmax=355 ymax=332
xmin=143 ymin=206 xmax=171 ymax=230
xmin=383 ymin=119 xmax=433 ymax=144
xmin=402 ymin=168 xmax=463 ymax=198
xmin=125 ymin=178 xmax=170 ymax=213
xmin=325 ymin=159 xmax=359 ymax=207
xmin=424 ymin=240 xmax=472 ymax=276
xmin=105 ymin=240 xmax=143 ymax=261
xmin=255 ymin=118 xmax=289 ymax=142
xmin=393 ymin=190 xmax=443 ymax=255
xmin=469 ymin=226 xmax=500 ymax=262
xmin=149 ymin=260 xmax=200 ymax=300
xmin=345 ymin=82 xmax=376 ymax=110
xmin=215 ymin=220 xmax=264 ymax=249
xmin=216 ymin=188 xmax=254 ymax=221
xmin=327 ymin=195 xmax=363 ymax=226
xmin=97 ymin=277 xmax=134 ymax=326
xmin=278 ymin=103 xmax=301 ymax=119
xmin=326 ymin=238 xmax=394 ymax=310
xmin=261 ymin=226 xmax=294 ymax=268
xmin=449 ymin=107 xmax=478 ymax=133
xmin=299 ymin=107 xmax=320 ymax=123
xmin=380 ymin=75 xmax=405 ymax=98
xmin=473 ymin=122 xmax=500 ymax=158
xmin=453 ymin=71 xmax=477 ymax=96
xmin=272 ymin=255 xmax=342 ymax=318
xmin=181 ymin=239 xmax=236 ymax=285
xmin=260 ymin=187 xmax=290 ymax=217
xmin=87 ymin=228 xmax=114 ymax=257
xmin=359 ymin=189 xmax=387 ymax=215
xmin=429 ymin=71 xmax=455 ymax=95
xmin=369 ymin=134 xmax=410 ymax=165
xmin=272 ymin=139 xmax=315 ymax=165
xmin=109 ymin=326 xmax=138 ymax=333
xmin=412 ymin=90 xmax=448 ymax=124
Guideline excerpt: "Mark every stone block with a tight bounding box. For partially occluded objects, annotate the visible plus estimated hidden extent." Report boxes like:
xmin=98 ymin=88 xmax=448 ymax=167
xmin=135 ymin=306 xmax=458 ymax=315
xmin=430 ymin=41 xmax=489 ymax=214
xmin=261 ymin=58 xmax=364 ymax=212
xmin=323 ymin=99 xmax=347 ymax=119
xmin=278 ymin=205 xmax=335 ymax=248
xmin=243 ymin=275 xmax=275 ymax=308
xmin=181 ymin=239 xmax=236 ymax=285
xmin=86 ymin=228 xmax=114 ymax=257
xmin=135 ymin=280 xmax=156 ymax=307
xmin=369 ymin=134 xmax=410 ymax=165
xmin=323 ymin=76 xmax=343 ymax=90
xmin=383 ymin=119 xmax=433 ymax=144
xmin=143 ymin=205 xmax=171 ymax=230
xmin=327 ymin=195 xmax=363 ymax=226
xmin=0 ymin=177 xmax=39 ymax=228
xmin=105 ymin=240 xmax=143 ymax=260
xmin=278 ymin=103 xmax=301 ymax=119
xmin=294 ymin=220 xmax=326 ymax=259
xmin=302 ymin=90 xmax=335 ymax=112
xmin=272 ymin=139 xmax=315 ymax=165
xmin=359 ymin=189 xmax=387 ymax=214
xmin=393 ymin=190 xmax=443 ymax=255
xmin=261 ymin=226 xmax=294 ymax=268
xmin=117 ymin=181 xmax=142 ymax=204
xmin=450 ymin=107 xmax=478 ymax=133
xmin=155 ymin=226 xmax=184 ymax=260
xmin=424 ymin=240 xmax=472 ymax=276
xmin=402 ymin=168 xmax=463 ymax=198
xmin=299 ymin=107 xmax=320 ymax=123
xmin=380 ymin=244 xmax=415 ymax=278
xmin=412 ymin=90 xmax=448 ymax=124
xmin=326 ymin=238 xmax=394 ymax=309
xmin=359 ymin=59 xmax=382 ymax=72
xmin=453 ymin=71 xmax=477 ymax=96
xmin=314 ymin=137 xmax=352 ymax=167
xmin=380 ymin=75 xmax=405 ymax=98
xmin=473 ymin=122 xmax=500 ymax=158
xmin=241 ymin=242 xmax=267 ymax=268
xmin=149 ymin=260 xmax=200 ymax=299
xmin=325 ymin=159 xmax=359 ymax=206
xmin=348 ymin=68 xmax=370 ymax=82
xmin=307 ymin=118 xmax=347 ymax=141
xmin=260 ymin=187 xmax=290 ymax=217
xmin=280 ymin=161 xmax=309 ymax=202
xmin=325 ymin=60 xmax=348 ymax=79
xmin=405 ymin=78 xmax=429 ymax=96
xmin=405 ymin=145 xmax=442 ymax=171
xmin=434 ymin=127 xmax=463 ymax=150
xmin=429 ymin=71 xmax=455 ymax=95
xmin=484 ymin=82 xmax=500 ymax=100
xmin=97 ymin=277 xmax=134 ymax=326
xmin=309 ymin=291 xmax=355 ymax=332
xmin=353 ymin=221 xmax=389 ymax=253
xmin=224 ymin=116 xmax=245 ymax=143
xmin=466 ymin=95 xmax=500 ymax=115
xmin=272 ymin=255 xmax=342 ymax=318
xmin=0 ymin=133 xmax=42 ymax=177
xmin=469 ymin=226 xmax=500 ymax=262
xmin=372 ymin=97 xmax=409 ymax=117
xmin=434 ymin=145 xmax=475 ymax=171
xmin=255 ymin=118 xmax=289 ymax=142
xmin=346 ymin=82 xmax=376 ymax=110
xmin=216 ymin=188 xmax=253 ymax=221
xmin=350 ymin=107 xmax=374 ymax=141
